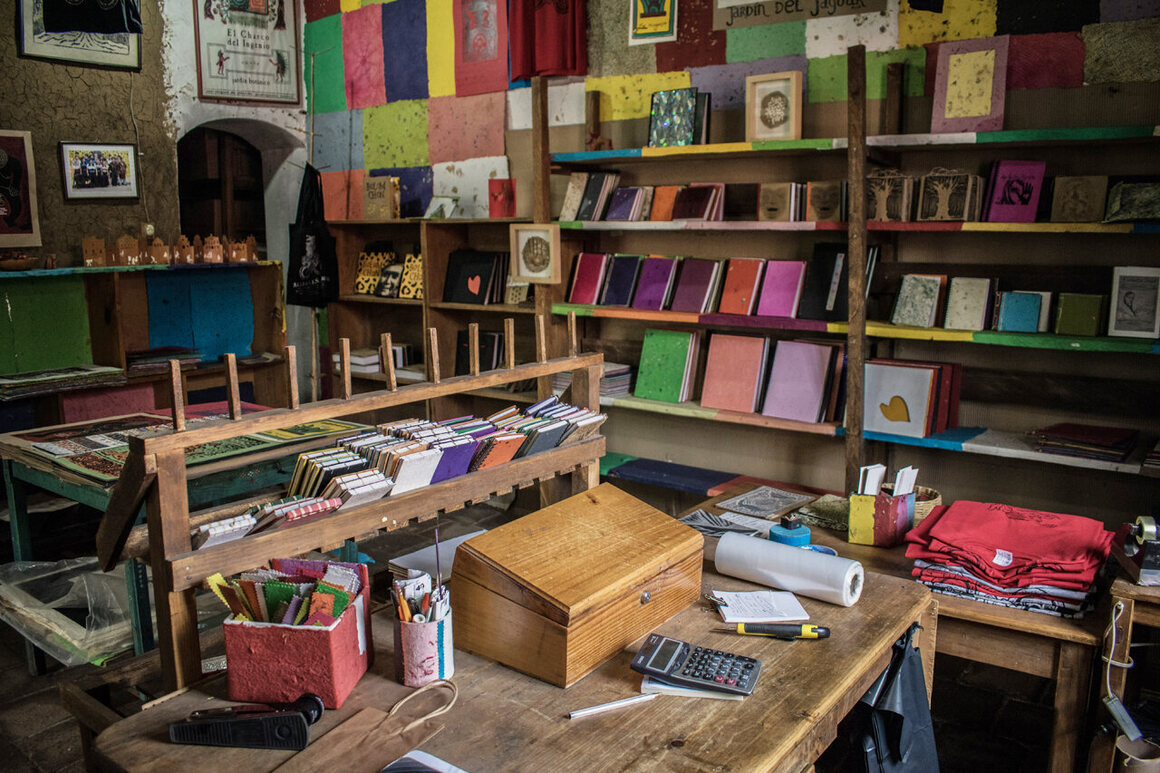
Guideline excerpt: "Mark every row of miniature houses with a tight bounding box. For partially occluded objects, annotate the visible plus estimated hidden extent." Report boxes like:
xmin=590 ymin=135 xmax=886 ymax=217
xmin=81 ymin=234 xmax=260 ymax=267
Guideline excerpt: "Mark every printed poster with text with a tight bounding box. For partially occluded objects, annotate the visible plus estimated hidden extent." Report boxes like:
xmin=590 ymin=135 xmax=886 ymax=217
xmin=713 ymin=0 xmax=887 ymax=30
xmin=195 ymin=0 xmax=300 ymax=104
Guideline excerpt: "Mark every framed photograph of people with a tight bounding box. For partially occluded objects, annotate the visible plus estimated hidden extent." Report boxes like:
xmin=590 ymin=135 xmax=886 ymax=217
xmin=1108 ymin=266 xmax=1160 ymax=339
xmin=17 ymin=0 xmax=141 ymax=70
xmin=509 ymin=224 xmax=561 ymax=284
xmin=59 ymin=143 xmax=139 ymax=200
xmin=745 ymin=71 xmax=803 ymax=143
xmin=0 ymin=131 xmax=42 ymax=248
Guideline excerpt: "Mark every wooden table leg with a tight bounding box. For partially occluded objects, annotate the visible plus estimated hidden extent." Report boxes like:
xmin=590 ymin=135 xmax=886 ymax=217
xmin=918 ymin=597 xmax=938 ymax=704
xmin=1049 ymin=641 xmax=1091 ymax=773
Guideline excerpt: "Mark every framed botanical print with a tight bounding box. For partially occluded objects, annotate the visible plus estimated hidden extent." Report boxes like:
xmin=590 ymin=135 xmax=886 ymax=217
xmin=745 ymin=71 xmax=803 ymax=143
xmin=510 ymin=224 xmax=560 ymax=284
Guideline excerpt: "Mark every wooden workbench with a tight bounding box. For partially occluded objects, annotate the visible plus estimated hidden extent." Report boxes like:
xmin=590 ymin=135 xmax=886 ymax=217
xmin=89 ymin=565 xmax=935 ymax=773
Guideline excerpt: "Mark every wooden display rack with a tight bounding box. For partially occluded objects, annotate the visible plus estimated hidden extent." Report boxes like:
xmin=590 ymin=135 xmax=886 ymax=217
xmin=94 ymin=314 xmax=604 ymax=691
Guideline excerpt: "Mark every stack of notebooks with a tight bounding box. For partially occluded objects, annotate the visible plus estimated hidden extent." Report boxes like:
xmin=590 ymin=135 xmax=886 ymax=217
xmin=126 ymin=346 xmax=202 ymax=374
xmin=862 ymin=359 xmax=962 ymax=439
xmin=443 ymin=249 xmax=510 ymax=305
xmin=552 ymin=361 xmax=633 ymax=397
xmin=1028 ymin=422 xmax=1139 ymax=463
xmin=634 ymin=328 xmax=701 ymax=403
xmin=1145 ymin=439 xmax=1160 ymax=473
xmin=0 ymin=364 xmax=127 ymax=401
xmin=557 ymin=176 xmax=726 ymax=223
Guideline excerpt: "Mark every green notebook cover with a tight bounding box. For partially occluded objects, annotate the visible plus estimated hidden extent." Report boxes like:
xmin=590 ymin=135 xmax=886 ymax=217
xmin=634 ymin=328 xmax=694 ymax=403
xmin=1054 ymin=293 xmax=1106 ymax=337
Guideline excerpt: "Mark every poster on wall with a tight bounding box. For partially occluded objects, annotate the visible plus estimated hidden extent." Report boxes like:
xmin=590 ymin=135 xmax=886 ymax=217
xmin=17 ymin=0 xmax=141 ymax=69
xmin=0 ymin=131 xmax=42 ymax=249
xmin=194 ymin=0 xmax=301 ymax=104
xmin=453 ymin=0 xmax=510 ymax=96
xmin=630 ymin=0 xmax=678 ymax=45
xmin=712 ymin=0 xmax=888 ymax=31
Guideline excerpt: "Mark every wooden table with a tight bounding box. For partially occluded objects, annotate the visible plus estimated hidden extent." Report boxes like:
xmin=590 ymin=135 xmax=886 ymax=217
xmin=89 ymin=566 xmax=935 ymax=773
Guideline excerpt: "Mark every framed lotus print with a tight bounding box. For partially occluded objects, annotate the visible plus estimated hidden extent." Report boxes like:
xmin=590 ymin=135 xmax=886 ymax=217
xmin=745 ymin=71 xmax=802 ymax=143
xmin=509 ymin=224 xmax=560 ymax=285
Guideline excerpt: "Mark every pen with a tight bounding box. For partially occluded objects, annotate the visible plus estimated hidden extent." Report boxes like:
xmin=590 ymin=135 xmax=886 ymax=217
xmin=713 ymin=623 xmax=830 ymax=640
xmin=568 ymin=693 xmax=658 ymax=719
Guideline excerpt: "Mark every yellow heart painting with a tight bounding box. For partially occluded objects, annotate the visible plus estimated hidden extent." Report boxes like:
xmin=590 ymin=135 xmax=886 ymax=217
xmin=879 ymin=395 xmax=910 ymax=423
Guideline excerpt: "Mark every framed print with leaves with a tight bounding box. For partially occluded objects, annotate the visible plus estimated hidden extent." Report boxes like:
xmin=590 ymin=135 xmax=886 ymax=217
xmin=194 ymin=0 xmax=300 ymax=104
xmin=745 ymin=71 xmax=802 ymax=143
xmin=59 ymin=142 xmax=138 ymax=200
xmin=1108 ymin=266 xmax=1160 ymax=339
xmin=0 ymin=131 xmax=42 ymax=248
xmin=17 ymin=0 xmax=141 ymax=69
xmin=509 ymin=224 xmax=560 ymax=285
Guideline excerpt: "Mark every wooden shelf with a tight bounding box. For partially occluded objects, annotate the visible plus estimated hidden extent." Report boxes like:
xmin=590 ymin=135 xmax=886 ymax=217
xmin=427 ymin=302 xmax=538 ymax=314
xmin=336 ymin=294 xmax=424 ymax=307
xmin=558 ymin=220 xmax=846 ymax=232
xmin=551 ymin=138 xmax=845 ymax=166
xmin=604 ymin=394 xmax=841 ymax=437
xmin=866 ymin=125 xmax=1158 ymax=150
xmin=866 ymin=322 xmax=1160 ymax=352
xmin=555 ymin=220 xmax=1156 ymax=234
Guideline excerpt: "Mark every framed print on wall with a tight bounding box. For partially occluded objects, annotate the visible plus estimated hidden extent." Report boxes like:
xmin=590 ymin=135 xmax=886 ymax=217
xmin=194 ymin=0 xmax=300 ymax=104
xmin=0 ymin=131 xmax=42 ymax=248
xmin=510 ymin=224 xmax=561 ymax=285
xmin=17 ymin=0 xmax=141 ymax=70
xmin=745 ymin=71 xmax=802 ymax=143
xmin=59 ymin=142 xmax=139 ymax=200
xmin=1108 ymin=266 xmax=1160 ymax=339
xmin=931 ymin=35 xmax=1009 ymax=134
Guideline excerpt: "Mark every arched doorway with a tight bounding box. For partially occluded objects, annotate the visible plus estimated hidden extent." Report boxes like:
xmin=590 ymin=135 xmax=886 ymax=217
xmin=177 ymin=127 xmax=266 ymax=247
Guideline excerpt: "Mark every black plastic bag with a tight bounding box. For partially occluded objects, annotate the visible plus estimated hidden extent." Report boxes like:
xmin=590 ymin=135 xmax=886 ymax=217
xmin=286 ymin=164 xmax=338 ymax=308
xmin=854 ymin=622 xmax=939 ymax=772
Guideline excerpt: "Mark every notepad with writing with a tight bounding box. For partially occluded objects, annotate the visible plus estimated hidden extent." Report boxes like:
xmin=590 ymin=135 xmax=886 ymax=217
xmin=710 ymin=590 xmax=809 ymax=623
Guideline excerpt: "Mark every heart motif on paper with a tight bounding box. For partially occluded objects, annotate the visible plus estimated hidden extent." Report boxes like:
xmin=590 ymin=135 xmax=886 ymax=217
xmin=467 ymin=275 xmax=481 ymax=295
xmin=879 ymin=395 xmax=910 ymax=423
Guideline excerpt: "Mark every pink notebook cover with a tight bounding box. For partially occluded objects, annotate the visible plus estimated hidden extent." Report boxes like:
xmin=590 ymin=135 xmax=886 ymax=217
xmin=700 ymin=334 xmax=768 ymax=413
xmin=761 ymin=340 xmax=833 ymax=423
xmin=568 ymin=253 xmax=608 ymax=305
xmin=755 ymin=260 xmax=806 ymax=317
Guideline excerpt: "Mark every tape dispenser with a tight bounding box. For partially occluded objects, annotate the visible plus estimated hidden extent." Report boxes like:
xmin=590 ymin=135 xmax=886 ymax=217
xmin=1112 ymin=516 xmax=1160 ymax=586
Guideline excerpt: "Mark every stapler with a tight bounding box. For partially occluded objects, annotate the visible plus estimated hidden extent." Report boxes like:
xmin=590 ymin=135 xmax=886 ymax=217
xmin=1111 ymin=516 xmax=1160 ymax=586
xmin=168 ymin=693 xmax=324 ymax=750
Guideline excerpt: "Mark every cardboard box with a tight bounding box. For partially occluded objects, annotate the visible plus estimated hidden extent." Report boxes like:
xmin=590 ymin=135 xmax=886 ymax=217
xmin=450 ymin=483 xmax=703 ymax=687
xmin=224 ymin=561 xmax=372 ymax=709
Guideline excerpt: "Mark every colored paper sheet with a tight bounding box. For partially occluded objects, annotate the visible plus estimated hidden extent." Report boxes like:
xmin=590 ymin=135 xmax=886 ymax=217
xmin=312 ymin=109 xmax=364 ymax=172
xmin=1100 ymin=0 xmax=1160 ymax=22
xmin=426 ymin=0 xmax=456 ymax=97
xmin=585 ymin=72 xmax=691 ymax=121
xmin=60 ymin=384 xmax=155 ymax=423
xmin=807 ymin=48 xmax=925 ymax=103
xmin=996 ymin=0 xmax=1099 ymax=35
xmin=506 ymin=80 xmax=586 ymax=130
xmin=689 ymin=57 xmax=807 ymax=110
xmin=432 ymin=155 xmax=510 ymax=219
xmin=899 ymin=0 xmax=997 ymax=47
xmin=305 ymin=0 xmax=339 ymax=22
xmin=146 ymin=272 xmax=195 ymax=350
xmin=453 ymin=0 xmax=510 ymax=96
xmin=368 ymin=165 xmax=434 ymax=217
xmin=0 ymin=277 xmax=93 ymax=374
xmin=1007 ymin=32 xmax=1084 ymax=89
xmin=428 ymin=93 xmax=506 ymax=163
xmin=804 ymin=3 xmax=900 ymax=59
xmin=343 ymin=5 xmax=386 ymax=109
xmin=587 ymin=0 xmax=658 ymax=77
xmin=363 ymin=100 xmax=430 ymax=169
xmin=656 ymin=0 xmax=726 ymax=72
xmin=189 ymin=271 xmax=256 ymax=360
xmin=1084 ymin=18 xmax=1160 ymax=84
xmin=340 ymin=0 xmax=359 ymax=11
xmin=320 ymin=169 xmax=366 ymax=221
xmin=726 ymin=22 xmax=806 ymax=63
xmin=384 ymin=0 xmax=429 ymax=102
xmin=305 ymin=15 xmax=347 ymax=114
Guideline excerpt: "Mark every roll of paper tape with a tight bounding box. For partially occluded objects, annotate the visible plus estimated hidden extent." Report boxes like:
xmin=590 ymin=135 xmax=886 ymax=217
xmin=715 ymin=532 xmax=864 ymax=607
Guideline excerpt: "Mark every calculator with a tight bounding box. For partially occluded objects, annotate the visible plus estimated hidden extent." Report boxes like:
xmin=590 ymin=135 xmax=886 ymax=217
xmin=630 ymin=633 xmax=762 ymax=696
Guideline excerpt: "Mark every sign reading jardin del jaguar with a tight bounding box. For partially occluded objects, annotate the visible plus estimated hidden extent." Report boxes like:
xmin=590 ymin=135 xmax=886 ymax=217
xmin=194 ymin=0 xmax=300 ymax=104
xmin=713 ymin=0 xmax=888 ymax=30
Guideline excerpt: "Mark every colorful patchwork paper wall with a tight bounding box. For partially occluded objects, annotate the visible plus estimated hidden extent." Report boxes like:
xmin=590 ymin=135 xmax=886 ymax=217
xmin=304 ymin=0 xmax=1160 ymax=219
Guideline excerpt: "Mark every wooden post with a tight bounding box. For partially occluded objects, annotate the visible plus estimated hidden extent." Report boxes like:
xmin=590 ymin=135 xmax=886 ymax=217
xmin=428 ymin=328 xmax=441 ymax=383
xmin=531 ymin=76 xmax=551 ymax=223
xmin=284 ymin=345 xmax=299 ymax=409
xmin=379 ymin=332 xmax=397 ymax=390
xmin=168 ymin=360 xmax=185 ymax=432
xmin=567 ymin=311 xmax=578 ymax=357
xmin=585 ymin=90 xmax=612 ymax=152
xmin=883 ymin=62 xmax=903 ymax=136
xmin=504 ymin=318 xmax=516 ymax=370
xmin=468 ymin=323 xmax=480 ymax=376
xmin=224 ymin=353 xmax=241 ymax=419
xmin=340 ymin=337 xmax=352 ymax=399
xmin=534 ymin=314 xmax=548 ymax=363
xmin=845 ymin=45 xmax=868 ymax=495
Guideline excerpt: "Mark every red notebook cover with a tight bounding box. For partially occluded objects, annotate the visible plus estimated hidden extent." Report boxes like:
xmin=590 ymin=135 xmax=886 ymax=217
xmin=700 ymin=334 xmax=769 ymax=413
xmin=568 ymin=252 xmax=609 ymax=305
xmin=717 ymin=258 xmax=766 ymax=315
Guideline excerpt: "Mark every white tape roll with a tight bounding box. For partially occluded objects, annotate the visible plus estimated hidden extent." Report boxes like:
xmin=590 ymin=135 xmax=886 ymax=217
xmin=714 ymin=532 xmax=864 ymax=607
xmin=1135 ymin=516 xmax=1158 ymax=544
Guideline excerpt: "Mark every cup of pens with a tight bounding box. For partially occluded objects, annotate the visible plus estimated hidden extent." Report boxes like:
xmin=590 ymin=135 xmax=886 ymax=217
xmin=392 ymin=574 xmax=454 ymax=687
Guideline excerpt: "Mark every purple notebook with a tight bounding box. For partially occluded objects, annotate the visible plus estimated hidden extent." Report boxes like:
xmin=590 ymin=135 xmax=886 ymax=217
xmin=755 ymin=260 xmax=807 ymax=317
xmin=600 ymin=254 xmax=642 ymax=306
xmin=761 ymin=340 xmax=833 ymax=423
xmin=429 ymin=439 xmax=480 ymax=483
xmin=631 ymin=257 xmax=678 ymax=310
xmin=605 ymin=188 xmax=640 ymax=221
xmin=669 ymin=258 xmax=721 ymax=313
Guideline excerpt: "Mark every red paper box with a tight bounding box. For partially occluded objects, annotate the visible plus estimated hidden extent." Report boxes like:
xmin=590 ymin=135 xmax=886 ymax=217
xmin=224 ymin=561 xmax=372 ymax=709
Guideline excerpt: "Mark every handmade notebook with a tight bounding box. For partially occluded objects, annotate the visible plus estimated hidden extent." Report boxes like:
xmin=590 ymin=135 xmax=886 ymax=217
xmin=985 ymin=161 xmax=1047 ymax=223
xmin=943 ymin=277 xmax=992 ymax=331
xmin=600 ymin=254 xmax=642 ymax=306
xmin=668 ymin=258 xmax=722 ymax=313
xmin=700 ymin=334 xmax=770 ymax=414
xmin=754 ymin=260 xmax=806 ymax=318
xmin=631 ymin=256 xmax=679 ymax=311
xmin=761 ymin=340 xmax=833 ymax=423
xmin=796 ymin=244 xmax=849 ymax=322
xmin=716 ymin=258 xmax=766 ymax=316
xmin=568 ymin=252 xmax=609 ymax=305
xmin=634 ymin=328 xmax=699 ymax=403
xmin=443 ymin=250 xmax=498 ymax=304
xmin=862 ymin=361 xmax=939 ymax=438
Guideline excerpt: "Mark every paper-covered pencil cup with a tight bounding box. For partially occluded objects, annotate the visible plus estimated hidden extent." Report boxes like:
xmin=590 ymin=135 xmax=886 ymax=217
xmin=393 ymin=612 xmax=454 ymax=687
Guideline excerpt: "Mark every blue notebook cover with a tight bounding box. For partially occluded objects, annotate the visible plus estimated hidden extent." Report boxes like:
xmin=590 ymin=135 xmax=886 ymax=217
xmin=600 ymin=254 xmax=642 ymax=306
xmin=997 ymin=291 xmax=1042 ymax=333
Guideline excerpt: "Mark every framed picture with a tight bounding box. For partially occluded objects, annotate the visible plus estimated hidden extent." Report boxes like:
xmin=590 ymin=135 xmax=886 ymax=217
xmin=0 ymin=131 xmax=42 ymax=248
xmin=931 ymin=35 xmax=1009 ymax=134
xmin=1108 ymin=266 xmax=1160 ymax=339
xmin=630 ymin=0 xmax=677 ymax=46
xmin=17 ymin=0 xmax=141 ymax=70
xmin=509 ymin=224 xmax=561 ymax=285
xmin=745 ymin=71 xmax=802 ymax=142
xmin=59 ymin=143 xmax=138 ymax=200
xmin=194 ymin=0 xmax=300 ymax=104
xmin=423 ymin=196 xmax=459 ymax=219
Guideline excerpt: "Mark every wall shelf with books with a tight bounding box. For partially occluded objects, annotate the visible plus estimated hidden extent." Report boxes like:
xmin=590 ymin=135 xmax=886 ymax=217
xmin=864 ymin=125 xmax=1158 ymax=151
xmin=558 ymin=220 xmax=848 ymax=232
xmin=601 ymin=395 xmax=842 ymax=437
xmin=551 ymin=137 xmax=846 ymax=167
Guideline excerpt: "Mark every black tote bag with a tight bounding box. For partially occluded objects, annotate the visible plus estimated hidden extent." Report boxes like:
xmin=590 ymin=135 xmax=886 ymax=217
xmin=854 ymin=622 xmax=939 ymax=772
xmin=286 ymin=164 xmax=339 ymax=309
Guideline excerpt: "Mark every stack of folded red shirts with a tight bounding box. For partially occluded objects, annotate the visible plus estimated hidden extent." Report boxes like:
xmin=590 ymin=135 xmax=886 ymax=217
xmin=905 ymin=500 xmax=1112 ymax=617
